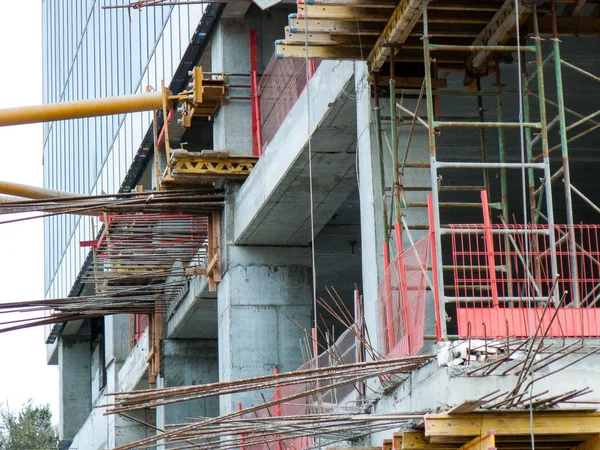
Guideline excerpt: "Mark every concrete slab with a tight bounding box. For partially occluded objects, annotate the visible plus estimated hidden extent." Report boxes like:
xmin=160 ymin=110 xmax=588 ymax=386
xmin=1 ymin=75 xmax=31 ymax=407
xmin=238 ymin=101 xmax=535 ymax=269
xmin=234 ymin=60 xmax=357 ymax=246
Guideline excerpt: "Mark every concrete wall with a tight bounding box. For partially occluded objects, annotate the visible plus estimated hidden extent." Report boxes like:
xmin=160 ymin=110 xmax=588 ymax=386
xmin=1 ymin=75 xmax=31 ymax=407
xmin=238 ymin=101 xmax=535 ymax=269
xmin=59 ymin=336 xmax=92 ymax=445
xmin=157 ymin=339 xmax=220 ymax=427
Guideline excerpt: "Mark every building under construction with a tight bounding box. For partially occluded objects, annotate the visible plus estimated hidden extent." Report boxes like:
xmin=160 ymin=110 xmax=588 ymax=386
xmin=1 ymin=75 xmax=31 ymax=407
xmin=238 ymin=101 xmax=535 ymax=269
xmin=2 ymin=0 xmax=600 ymax=448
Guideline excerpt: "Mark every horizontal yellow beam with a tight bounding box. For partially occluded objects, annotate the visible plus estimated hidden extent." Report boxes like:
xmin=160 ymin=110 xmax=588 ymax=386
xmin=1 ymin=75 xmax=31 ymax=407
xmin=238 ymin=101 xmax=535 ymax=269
xmin=275 ymin=42 xmax=364 ymax=60
xmin=297 ymin=4 xmax=391 ymax=21
xmin=288 ymin=17 xmax=382 ymax=34
xmin=425 ymin=412 xmax=600 ymax=438
xmin=298 ymin=0 xmax=397 ymax=7
xmin=285 ymin=26 xmax=378 ymax=47
xmin=368 ymin=0 xmax=425 ymax=73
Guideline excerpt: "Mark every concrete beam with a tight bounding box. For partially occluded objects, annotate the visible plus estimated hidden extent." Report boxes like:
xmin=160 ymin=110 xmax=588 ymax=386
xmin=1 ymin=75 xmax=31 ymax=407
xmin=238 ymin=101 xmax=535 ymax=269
xmin=234 ymin=60 xmax=356 ymax=246
xmin=167 ymin=275 xmax=218 ymax=339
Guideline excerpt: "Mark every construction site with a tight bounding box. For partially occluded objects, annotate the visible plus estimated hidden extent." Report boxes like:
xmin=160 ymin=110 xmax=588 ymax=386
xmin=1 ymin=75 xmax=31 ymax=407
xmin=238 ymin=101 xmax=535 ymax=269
xmin=3 ymin=0 xmax=600 ymax=448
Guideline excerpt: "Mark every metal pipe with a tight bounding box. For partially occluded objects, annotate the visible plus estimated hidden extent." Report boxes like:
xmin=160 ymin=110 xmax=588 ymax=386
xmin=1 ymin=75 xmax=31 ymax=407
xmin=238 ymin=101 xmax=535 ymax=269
xmin=552 ymin=0 xmax=579 ymax=306
xmin=533 ymin=8 xmax=560 ymax=300
xmin=422 ymin=0 xmax=447 ymax=339
xmin=0 ymin=181 xmax=80 ymax=200
xmin=0 ymin=91 xmax=165 ymax=127
xmin=435 ymin=161 xmax=545 ymax=169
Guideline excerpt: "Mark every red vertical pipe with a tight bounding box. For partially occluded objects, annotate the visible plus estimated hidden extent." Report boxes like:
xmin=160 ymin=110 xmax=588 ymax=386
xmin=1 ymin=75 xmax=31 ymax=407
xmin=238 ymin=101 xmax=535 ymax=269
xmin=395 ymin=222 xmax=412 ymax=352
xmin=249 ymin=30 xmax=263 ymax=157
xmin=238 ymin=402 xmax=246 ymax=450
xmin=427 ymin=195 xmax=443 ymax=341
xmin=383 ymin=244 xmax=394 ymax=353
xmin=273 ymin=367 xmax=283 ymax=450
xmin=481 ymin=190 xmax=500 ymax=308
xmin=308 ymin=60 xmax=316 ymax=78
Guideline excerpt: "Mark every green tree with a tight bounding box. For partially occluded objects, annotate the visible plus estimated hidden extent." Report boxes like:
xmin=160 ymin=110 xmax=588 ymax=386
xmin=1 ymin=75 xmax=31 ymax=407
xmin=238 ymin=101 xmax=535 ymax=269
xmin=0 ymin=400 xmax=57 ymax=450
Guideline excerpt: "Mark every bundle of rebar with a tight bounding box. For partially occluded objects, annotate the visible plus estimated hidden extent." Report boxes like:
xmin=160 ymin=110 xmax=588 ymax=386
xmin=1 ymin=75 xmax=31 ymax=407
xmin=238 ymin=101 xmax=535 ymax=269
xmin=0 ymin=213 xmax=210 ymax=332
xmin=154 ymin=413 xmax=424 ymax=450
xmin=105 ymin=356 xmax=431 ymax=450
xmin=103 ymin=356 xmax=432 ymax=415
xmin=0 ymin=189 xmax=224 ymax=220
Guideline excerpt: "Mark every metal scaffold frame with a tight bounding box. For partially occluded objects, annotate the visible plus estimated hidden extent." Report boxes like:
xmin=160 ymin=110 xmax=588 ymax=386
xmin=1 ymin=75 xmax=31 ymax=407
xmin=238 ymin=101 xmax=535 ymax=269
xmin=386 ymin=0 xmax=600 ymax=340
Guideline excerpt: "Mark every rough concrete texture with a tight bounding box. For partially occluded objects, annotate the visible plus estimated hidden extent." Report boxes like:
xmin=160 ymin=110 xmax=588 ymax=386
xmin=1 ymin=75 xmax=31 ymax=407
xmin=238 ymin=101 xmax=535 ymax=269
xmin=212 ymin=7 xmax=293 ymax=155
xmin=156 ymin=339 xmax=219 ymax=427
xmin=167 ymin=274 xmax=218 ymax=339
xmin=218 ymin=245 xmax=313 ymax=414
xmin=368 ymin=345 xmax=600 ymax=446
xmin=234 ymin=60 xmax=357 ymax=245
xmin=59 ymin=336 xmax=92 ymax=441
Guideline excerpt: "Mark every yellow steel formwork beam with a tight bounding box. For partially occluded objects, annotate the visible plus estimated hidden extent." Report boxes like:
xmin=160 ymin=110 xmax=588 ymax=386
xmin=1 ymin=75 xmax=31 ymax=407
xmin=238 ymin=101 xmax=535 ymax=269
xmin=168 ymin=154 xmax=259 ymax=179
xmin=297 ymin=4 xmax=391 ymax=22
xmin=466 ymin=0 xmax=531 ymax=72
xmin=298 ymin=0 xmax=397 ymax=7
xmin=458 ymin=434 xmax=495 ymax=450
xmin=425 ymin=412 xmax=600 ymax=438
xmin=573 ymin=435 xmax=600 ymax=450
xmin=367 ymin=0 xmax=427 ymax=73
xmin=276 ymin=42 xmax=365 ymax=59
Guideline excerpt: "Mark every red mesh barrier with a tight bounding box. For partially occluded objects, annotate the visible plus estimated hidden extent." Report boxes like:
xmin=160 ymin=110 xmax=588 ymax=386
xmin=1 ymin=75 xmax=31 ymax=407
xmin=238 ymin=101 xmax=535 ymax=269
xmin=450 ymin=224 xmax=600 ymax=338
xmin=258 ymin=55 xmax=321 ymax=152
xmin=377 ymin=235 xmax=430 ymax=358
xmin=244 ymin=325 xmax=359 ymax=450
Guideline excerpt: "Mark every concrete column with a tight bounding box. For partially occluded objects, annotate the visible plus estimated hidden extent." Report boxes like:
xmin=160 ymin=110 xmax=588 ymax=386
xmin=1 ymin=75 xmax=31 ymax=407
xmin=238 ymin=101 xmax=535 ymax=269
xmin=354 ymin=62 xmax=436 ymax=349
xmin=58 ymin=336 xmax=92 ymax=446
xmin=156 ymin=339 xmax=220 ymax=429
xmin=218 ymin=245 xmax=313 ymax=414
xmin=355 ymin=62 xmax=385 ymax=346
xmin=210 ymin=7 xmax=294 ymax=155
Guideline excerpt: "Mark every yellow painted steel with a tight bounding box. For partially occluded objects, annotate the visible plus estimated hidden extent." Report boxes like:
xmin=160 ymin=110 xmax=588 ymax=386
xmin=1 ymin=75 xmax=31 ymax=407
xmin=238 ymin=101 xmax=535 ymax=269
xmin=0 ymin=91 xmax=164 ymax=127
xmin=0 ymin=181 xmax=79 ymax=199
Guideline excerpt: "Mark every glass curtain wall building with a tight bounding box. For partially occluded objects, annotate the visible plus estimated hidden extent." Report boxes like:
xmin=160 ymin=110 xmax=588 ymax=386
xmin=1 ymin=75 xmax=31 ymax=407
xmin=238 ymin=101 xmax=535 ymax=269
xmin=41 ymin=1 xmax=206 ymax=303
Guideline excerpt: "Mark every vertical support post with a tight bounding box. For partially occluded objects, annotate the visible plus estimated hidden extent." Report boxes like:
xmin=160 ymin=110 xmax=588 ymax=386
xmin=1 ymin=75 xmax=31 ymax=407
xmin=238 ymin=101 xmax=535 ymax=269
xmin=423 ymin=0 xmax=447 ymax=339
xmin=395 ymin=222 xmax=412 ymax=351
xmin=373 ymin=77 xmax=390 ymax=260
xmin=383 ymin=243 xmax=394 ymax=353
xmin=495 ymin=60 xmax=513 ymax=298
xmin=308 ymin=60 xmax=316 ymax=78
xmin=428 ymin=194 xmax=443 ymax=341
xmin=390 ymin=55 xmax=402 ymax=235
xmin=273 ymin=367 xmax=283 ymax=450
xmin=481 ymin=190 xmax=500 ymax=307
xmin=250 ymin=30 xmax=263 ymax=157
xmin=551 ymin=0 xmax=579 ymax=306
xmin=476 ymin=78 xmax=490 ymax=198
xmin=161 ymin=81 xmax=173 ymax=179
xmin=238 ymin=403 xmax=246 ymax=450
xmin=533 ymin=7 xmax=560 ymax=303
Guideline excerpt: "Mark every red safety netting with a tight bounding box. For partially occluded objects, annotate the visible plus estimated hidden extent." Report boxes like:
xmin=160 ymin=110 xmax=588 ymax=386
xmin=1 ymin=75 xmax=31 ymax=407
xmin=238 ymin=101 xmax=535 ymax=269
xmin=450 ymin=224 xmax=600 ymax=338
xmin=244 ymin=325 xmax=359 ymax=450
xmin=377 ymin=235 xmax=430 ymax=359
xmin=258 ymin=56 xmax=321 ymax=152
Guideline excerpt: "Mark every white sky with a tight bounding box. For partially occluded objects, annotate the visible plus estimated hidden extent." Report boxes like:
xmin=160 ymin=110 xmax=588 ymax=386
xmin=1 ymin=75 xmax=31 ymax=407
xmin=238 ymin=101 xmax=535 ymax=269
xmin=0 ymin=1 xmax=60 ymax=419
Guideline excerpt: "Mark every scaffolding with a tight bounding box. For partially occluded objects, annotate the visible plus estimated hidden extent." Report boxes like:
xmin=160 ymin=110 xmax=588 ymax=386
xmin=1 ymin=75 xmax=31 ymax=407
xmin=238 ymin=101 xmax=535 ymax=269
xmin=412 ymin=1 xmax=600 ymax=339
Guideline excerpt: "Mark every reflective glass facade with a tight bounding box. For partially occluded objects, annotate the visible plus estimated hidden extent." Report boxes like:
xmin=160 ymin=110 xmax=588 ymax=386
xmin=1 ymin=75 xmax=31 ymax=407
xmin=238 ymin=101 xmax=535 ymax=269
xmin=42 ymin=1 xmax=207 ymax=298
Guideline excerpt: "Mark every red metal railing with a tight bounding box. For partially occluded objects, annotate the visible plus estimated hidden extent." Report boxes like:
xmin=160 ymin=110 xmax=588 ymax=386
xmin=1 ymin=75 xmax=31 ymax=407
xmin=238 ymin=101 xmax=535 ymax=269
xmin=450 ymin=224 xmax=600 ymax=338
xmin=257 ymin=56 xmax=321 ymax=152
xmin=377 ymin=235 xmax=430 ymax=358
